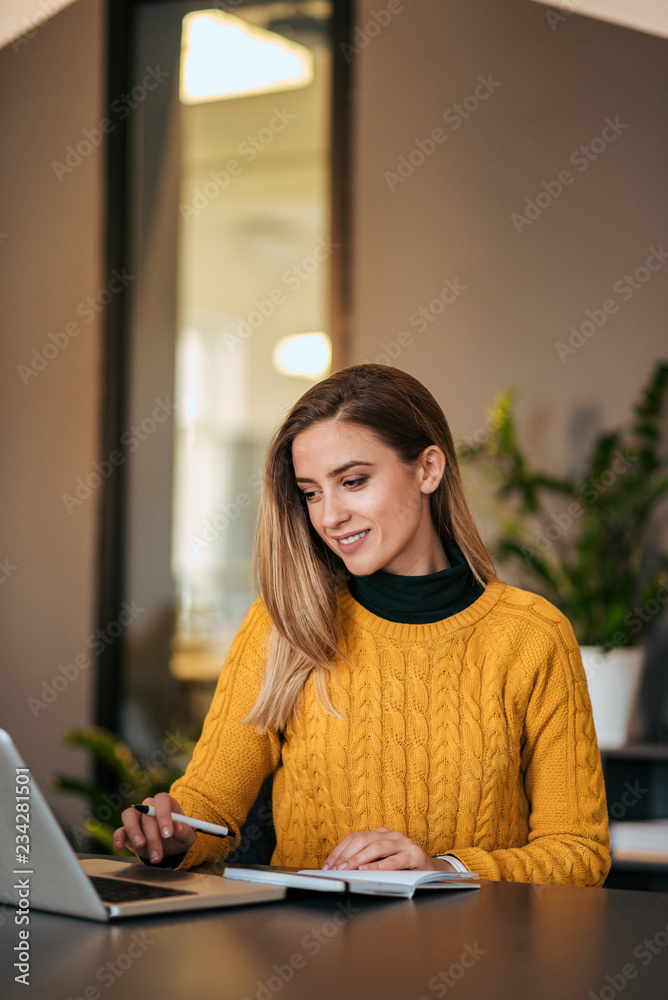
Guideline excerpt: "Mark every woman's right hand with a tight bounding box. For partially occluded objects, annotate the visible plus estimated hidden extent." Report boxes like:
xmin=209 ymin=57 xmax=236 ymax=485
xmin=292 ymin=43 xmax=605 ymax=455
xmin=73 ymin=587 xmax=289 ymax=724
xmin=113 ymin=792 xmax=197 ymax=864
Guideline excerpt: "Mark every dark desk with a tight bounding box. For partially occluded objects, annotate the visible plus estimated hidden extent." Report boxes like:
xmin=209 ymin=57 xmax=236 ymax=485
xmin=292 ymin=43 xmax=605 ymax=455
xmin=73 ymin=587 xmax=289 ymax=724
xmin=2 ymin=876 xmax=668 ymax=1000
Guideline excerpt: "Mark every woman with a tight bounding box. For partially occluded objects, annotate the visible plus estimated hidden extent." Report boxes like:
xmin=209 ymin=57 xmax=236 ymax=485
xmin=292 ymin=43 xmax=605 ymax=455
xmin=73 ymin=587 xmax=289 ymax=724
xmin=114 ymin=364 xmax=610 ymax=885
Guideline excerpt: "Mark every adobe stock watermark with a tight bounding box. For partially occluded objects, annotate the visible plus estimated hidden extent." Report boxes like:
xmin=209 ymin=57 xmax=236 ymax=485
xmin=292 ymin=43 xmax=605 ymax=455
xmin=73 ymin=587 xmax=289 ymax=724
xmin=458 ymin=398 xmax=511 ymax=461
xmin=511 ymin=116 xmax=629 ymax=234
xmin=180 ymin=107 xmax=296 ymax=220
xmin=61 ymin=397 xmax=176 ymax=513
xmin=519 ymin=448 xmax=638 ymax=562
xmin=384 ymin=74 xmax=502 ymax=192
xmin=555 ymin=245 xmax=668 ymax=362
xmin=622 ymin=580 xmax=668 ymax=636
xmin=361 ymin=276 xmax=468 ymax=366
xmin=582 ymin=581 xmax=668 ymax=688
xmin=27 ymin=601 xmax=144 ymax=717
xmin=589 ymin=918 xmax=668 ymax=1000
xmin=64 ymin=932 xmax=154 ymax=999
xmin=545 ymin=0 xmax=587 ymax=31
xmin=69 ymin=730 xmax=192 ymax=845
xmin=10 ymin=0 xmax=58 ymax=52
xmin=51 ymin=65 xmax=169 ymax=182
xmin=0 ymin=558 xmax=18 ymax=584
xmin=608 ymin=780 xmax=647 ymax=821
xmin=17 ymin=269 xmax=135 ymax=385
xmin=189 ymin=470 xmax=262 ymax=554
xmin=340 ymin=0 xmax=406 ymax=62
xmin=242 ymin=900 xmax=360 ymax=1000
xmin=418 ymin=942 xmax=487 ymax=999
xmin=225 ymin=236 xmax=339 ymax=351
xmin=0 ymin=891 xmax=16 ymax=930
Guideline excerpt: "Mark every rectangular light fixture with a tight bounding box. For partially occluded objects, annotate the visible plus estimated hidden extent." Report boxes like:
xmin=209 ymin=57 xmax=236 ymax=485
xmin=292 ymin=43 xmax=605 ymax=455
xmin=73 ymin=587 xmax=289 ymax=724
xmin=180 ymin=9 xmax=314 ymax=105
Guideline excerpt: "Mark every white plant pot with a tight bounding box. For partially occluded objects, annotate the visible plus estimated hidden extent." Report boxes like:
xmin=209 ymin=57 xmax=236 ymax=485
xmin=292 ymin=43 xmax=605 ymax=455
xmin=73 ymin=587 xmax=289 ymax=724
xmin=580 ymin=646 xmax=644 ymax=749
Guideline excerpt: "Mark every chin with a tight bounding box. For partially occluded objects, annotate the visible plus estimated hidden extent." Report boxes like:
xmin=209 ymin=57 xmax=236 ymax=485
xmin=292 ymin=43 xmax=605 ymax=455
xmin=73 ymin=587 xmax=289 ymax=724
xmin=344 ymin=556 xmax=383 ymax=577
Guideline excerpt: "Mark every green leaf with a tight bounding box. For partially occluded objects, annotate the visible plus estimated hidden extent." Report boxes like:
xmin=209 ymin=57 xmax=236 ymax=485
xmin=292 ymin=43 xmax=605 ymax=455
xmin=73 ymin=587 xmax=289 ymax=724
xmin=83 ymin=818 xmax=131 ymax=855
xmin=457 ymin=360 xmax=668 ymax=643
xmin=59 ymin=726 xmax=139 ymax=785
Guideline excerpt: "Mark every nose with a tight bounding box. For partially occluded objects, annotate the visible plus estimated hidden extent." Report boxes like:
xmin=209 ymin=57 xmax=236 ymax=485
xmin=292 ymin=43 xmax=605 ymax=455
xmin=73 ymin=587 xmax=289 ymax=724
xmin=319 ymin=488 xmax=350 ymax=529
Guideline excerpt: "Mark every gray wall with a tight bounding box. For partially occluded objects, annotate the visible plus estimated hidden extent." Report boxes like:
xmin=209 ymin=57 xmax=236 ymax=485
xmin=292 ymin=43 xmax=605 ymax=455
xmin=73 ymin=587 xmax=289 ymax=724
xmin=0 ymin=0 xmax=104 ymax=822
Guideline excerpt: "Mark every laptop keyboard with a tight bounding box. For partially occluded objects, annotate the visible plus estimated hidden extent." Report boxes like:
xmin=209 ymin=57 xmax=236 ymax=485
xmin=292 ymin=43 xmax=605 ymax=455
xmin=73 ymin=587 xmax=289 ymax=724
xmin=89 ymin=875 xmax=195 ymax=902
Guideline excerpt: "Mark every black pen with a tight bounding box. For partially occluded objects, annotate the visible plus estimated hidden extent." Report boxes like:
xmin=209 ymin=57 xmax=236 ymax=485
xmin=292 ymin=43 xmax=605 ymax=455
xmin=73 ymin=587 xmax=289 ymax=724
xmin=132 ymin=804 xmax=229 ymax=839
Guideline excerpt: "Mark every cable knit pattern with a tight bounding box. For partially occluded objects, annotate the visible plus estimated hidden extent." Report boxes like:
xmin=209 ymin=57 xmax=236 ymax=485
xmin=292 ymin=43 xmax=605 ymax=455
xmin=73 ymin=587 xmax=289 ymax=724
xmin=169 ymin=581 xmax=610 ymax=886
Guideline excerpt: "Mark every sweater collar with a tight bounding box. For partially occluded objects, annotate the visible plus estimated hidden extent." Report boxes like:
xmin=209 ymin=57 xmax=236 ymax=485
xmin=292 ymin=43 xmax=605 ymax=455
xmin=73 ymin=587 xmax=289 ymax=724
xmin=347 ymin=541 xmax=484 ymax=624
xmin=339 ymin=579 xmax=504 ymax=642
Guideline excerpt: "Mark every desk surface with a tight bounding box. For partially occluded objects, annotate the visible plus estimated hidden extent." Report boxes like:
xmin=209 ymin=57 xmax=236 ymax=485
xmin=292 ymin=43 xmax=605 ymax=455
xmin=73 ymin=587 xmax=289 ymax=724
xmin=2 ymin=875 xmax=668 ymax=1000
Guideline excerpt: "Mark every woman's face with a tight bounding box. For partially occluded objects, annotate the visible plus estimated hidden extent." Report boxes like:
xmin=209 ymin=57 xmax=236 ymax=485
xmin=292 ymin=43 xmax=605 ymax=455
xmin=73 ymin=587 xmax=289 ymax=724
xmin=291 ymin=420 xmax=448 ymax=576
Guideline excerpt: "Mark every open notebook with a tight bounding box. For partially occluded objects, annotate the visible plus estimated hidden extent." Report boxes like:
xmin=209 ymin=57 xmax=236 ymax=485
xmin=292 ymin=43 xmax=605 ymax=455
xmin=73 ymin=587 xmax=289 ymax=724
xmin=224 ymin=865 xmax=480 ymax=898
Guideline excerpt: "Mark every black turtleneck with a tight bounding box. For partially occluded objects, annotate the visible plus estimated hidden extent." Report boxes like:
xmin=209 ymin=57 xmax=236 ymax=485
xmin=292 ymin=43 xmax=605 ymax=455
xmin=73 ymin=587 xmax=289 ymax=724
xmin=347 ymin=541 xmax=484 ymax=624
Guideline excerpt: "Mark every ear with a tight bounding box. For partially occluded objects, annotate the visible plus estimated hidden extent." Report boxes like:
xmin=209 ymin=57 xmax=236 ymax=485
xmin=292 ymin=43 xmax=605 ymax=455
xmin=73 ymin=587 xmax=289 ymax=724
xmin=418 ymin=445 xmax=446 ymax=495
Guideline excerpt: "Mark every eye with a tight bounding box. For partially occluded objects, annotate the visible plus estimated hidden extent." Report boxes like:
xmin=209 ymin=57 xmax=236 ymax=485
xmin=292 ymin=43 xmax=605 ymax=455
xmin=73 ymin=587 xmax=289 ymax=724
xmin=302 ymin=490 xmax=319 ymax=503
xmin=343 ymin=476 xmax=368 ymax=489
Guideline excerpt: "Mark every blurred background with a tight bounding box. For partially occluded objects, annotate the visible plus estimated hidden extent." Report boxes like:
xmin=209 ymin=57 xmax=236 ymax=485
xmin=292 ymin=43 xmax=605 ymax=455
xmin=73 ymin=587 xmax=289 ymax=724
xmin=1 ymin=0 xmax=667 ymax=884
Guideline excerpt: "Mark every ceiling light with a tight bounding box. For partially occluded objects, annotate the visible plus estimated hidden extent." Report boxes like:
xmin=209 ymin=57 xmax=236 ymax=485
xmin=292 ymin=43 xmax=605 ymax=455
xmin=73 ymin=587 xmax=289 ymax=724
xmin=273 ymin=332 xmax=331 ymax=379
xmin=181 ymin=10 xmax=314 ymax=104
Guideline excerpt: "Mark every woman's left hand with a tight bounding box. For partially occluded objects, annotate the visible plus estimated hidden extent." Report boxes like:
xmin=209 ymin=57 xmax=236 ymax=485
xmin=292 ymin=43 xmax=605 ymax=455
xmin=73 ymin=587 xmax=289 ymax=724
xmin=322 ymin=828 xmax=455 ymax=872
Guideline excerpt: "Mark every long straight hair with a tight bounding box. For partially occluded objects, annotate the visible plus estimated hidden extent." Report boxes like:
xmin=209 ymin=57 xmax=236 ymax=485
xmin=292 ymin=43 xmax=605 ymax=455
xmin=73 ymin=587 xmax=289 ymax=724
xmin=246 ymin=364 xmax=496 ymax=731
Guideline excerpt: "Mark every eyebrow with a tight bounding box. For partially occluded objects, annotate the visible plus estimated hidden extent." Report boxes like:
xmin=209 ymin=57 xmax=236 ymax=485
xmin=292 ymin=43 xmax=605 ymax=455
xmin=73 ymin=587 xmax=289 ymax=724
xmin=295 ymin=461 xmax=373 ymax=484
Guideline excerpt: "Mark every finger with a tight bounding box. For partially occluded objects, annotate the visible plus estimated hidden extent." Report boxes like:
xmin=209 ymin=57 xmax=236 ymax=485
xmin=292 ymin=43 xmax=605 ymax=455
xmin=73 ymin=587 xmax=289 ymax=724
xmin=135 ymin=797 xmax=165 ymax=864
xmin=165 ymin=820 xmax=197 ymax=853
xmin=324 ymin=832 xmax=377 ymax=870
xmin=347 ymin=833 xmax=428 ymax=871
xmin=359 ymin=852 xmax=411 ymax=871
xmin=153 ymin=792 xmax=177 ymax=840
xmin=358 ymin=841 xmax=431 ymax=871
xmin=119 ymin=804 xmax=148 ymax=852
xmin=322 ymin=831 xmax=362 ymax=869
xmin=342 ymin=837 xmax=406 ymax=870
xmin=326 ymin=830 xmax=400 ymax=870
xmin=156 ymin=795 xmax=196 ymax=854
xmin=166 ymin=799 xmax=197 ymax=851
xmin=122 ymin=796 xmax=196 ymax=861
xmin=112 ymin=825 xmax=131 ymax=852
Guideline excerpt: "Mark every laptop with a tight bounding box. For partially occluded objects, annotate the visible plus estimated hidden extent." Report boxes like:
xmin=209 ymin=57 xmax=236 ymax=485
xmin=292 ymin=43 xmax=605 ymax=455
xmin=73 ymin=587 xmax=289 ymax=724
xmin=0 ymin=729 xmax=285 ymax=921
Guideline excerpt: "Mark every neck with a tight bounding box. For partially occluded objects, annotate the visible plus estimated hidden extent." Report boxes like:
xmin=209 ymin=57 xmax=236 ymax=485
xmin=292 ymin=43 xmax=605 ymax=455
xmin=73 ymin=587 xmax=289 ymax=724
xmin=384 ymin=531 xmax=450 ymax=576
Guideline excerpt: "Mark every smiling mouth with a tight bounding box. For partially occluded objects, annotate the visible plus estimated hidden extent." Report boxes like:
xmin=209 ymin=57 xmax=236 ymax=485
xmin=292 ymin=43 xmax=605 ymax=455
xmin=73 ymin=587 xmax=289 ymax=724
xmin=336 ymin=530 xmax=370 ymax=546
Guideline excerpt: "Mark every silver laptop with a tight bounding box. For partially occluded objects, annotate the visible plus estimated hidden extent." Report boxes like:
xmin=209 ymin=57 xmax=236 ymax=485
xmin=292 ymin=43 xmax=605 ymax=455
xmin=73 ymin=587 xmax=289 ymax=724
xmin=0 ymin=729 xmax=284 ymax=921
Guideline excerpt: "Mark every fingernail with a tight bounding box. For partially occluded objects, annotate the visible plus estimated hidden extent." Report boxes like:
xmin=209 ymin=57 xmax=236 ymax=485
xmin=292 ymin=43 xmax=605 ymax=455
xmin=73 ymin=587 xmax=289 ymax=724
xmin=335 ymin=862 xmax=347 ymax=870
xmin=360 ymin=865 xmax=368 ymax=870
xmin=162 ymin=826 xmax=170 ymax=838
xmin=322 ymin=864 xmax=329 ymax=870
xmin=133 ymin=835 xmax=143 ymax=847
xmin=150 ymin=851 xmax=159 ymax=863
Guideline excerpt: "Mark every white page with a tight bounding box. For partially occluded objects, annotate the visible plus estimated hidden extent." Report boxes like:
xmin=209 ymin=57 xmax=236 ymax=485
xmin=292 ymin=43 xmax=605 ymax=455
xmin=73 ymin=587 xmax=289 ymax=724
xmin=298 ymin=869 xmax=478 ymax=885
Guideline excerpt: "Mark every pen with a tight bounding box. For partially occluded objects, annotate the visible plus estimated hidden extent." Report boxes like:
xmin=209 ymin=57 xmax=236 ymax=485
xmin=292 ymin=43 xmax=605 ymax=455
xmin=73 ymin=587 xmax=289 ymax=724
xmin=132 ymin=804 xmax=229 ymax=839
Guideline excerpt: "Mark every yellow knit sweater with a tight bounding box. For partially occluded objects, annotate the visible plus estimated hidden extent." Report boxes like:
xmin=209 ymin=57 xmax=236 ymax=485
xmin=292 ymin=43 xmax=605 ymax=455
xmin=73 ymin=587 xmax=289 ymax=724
xmin=170 ymin=581 xmax=610 ymax=885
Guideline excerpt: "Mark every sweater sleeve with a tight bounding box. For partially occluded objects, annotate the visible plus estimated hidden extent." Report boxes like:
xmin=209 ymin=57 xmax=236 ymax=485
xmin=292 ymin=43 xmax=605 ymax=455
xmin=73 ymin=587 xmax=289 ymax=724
xmin=447 ymin=616 xmax=611 ymax=886
xmin=167 ymin=598 xmax=282 ymax=870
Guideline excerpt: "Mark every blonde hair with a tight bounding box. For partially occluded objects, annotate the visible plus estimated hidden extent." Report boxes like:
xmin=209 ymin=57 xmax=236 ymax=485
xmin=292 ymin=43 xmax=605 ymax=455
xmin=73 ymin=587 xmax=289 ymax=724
xmin=246 ymin=364 xmax=496 ymax=731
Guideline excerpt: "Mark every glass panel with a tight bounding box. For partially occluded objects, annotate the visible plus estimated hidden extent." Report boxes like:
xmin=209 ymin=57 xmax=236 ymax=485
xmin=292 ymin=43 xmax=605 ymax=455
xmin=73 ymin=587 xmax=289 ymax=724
xmin=123 ymin=1 xmax=335 ymax=751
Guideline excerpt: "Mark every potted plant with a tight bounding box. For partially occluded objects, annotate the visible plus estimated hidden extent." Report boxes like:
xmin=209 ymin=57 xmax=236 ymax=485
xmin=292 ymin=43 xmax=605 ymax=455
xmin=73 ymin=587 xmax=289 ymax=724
xmin=51 ymin=726 xmax=195 ymax=853
xmin=458 ymin=361 xmax=668 ymax=747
